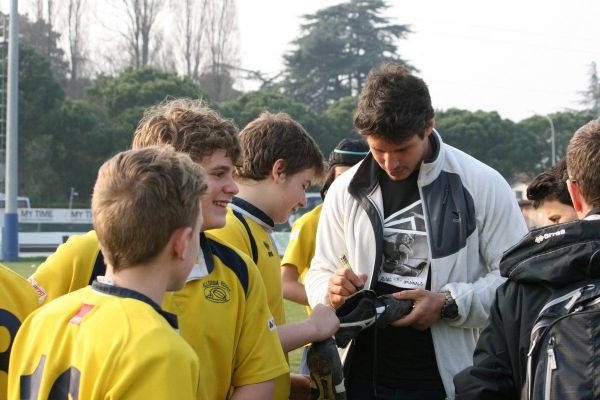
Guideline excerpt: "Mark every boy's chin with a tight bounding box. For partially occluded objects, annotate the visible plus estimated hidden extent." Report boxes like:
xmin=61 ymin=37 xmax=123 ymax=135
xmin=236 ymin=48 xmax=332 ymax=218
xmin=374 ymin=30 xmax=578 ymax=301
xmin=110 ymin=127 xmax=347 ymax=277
xmin=201 ymin=217 xmax=226 ymax=231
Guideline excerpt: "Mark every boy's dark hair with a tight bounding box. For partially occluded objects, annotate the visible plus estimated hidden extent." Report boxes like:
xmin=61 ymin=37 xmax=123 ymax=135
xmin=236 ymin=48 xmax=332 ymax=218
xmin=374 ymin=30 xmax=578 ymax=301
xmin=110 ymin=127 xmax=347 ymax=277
xmin=132 ymin=98 xmax=241 ymax=165
xmin=92 ymin=146 xmax=208 ymax=270
xmin=321 ymin=138 xmax=369 ymax=198
xmin=527 ymin=159 xmax=573 ymax=208
xmin=353 ymin=62 xmax=434 ymax=144
xmin=236 ymin=112 xmax=324 ymax=180
xmin=567 ymin=119 xmax=600 ymax=208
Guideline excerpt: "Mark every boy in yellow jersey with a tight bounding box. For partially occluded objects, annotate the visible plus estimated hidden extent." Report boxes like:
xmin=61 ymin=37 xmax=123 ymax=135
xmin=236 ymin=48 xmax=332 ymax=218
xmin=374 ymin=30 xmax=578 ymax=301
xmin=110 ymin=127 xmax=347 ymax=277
xmin=282 ymin=139 xmax=370 ymax=311
xmin=9 ymin=146 xmax=207 ymax=399
xmin=28 ymin=99 xmax=288 ymax=399
xmin=209 ymin=112 xmax=340 ymax=398
xmin=281 ymin=138 xmax=369 ymax=374
xmin=0 ymin=264 xmax=38 ymax=399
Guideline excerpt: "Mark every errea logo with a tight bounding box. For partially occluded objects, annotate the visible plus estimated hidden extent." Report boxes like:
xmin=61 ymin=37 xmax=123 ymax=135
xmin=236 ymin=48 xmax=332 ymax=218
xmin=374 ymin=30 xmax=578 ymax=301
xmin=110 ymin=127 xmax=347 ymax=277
xmin=534 ymin=229 xmax=566 ymax=244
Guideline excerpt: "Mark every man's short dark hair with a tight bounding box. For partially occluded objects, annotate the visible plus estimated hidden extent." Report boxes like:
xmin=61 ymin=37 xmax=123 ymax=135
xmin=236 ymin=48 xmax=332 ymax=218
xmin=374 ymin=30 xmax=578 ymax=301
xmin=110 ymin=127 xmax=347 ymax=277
xmin=527 ymin=159 xmax=572 ymax=209
xmin=353 ymin=62 xmax=434 ymax=144
xmin=567 ymin=119 xmax=600 ymax=208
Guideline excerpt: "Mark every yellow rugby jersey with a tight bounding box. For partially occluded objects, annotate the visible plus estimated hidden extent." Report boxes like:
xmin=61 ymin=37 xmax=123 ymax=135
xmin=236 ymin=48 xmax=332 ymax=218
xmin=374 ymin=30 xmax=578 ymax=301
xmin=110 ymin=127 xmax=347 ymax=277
xmin=208 ymin=197 xmax=290 ymax=399
xmin=27 ymin=231 xmax=286 ymax=399
xmin=281 ymin=204 xmax=323 ymax=315
xmin=162 ymin=232 xmax=288 ymax=399
xmin=0 ymin=264 xmax=38 ymax=400
xmin=28 ymin=231 xmax=102 ymax=305
xmin=8 ymin=282 xmax=199 ymax=400
xmin=209 ymin=197 xmax=286 ymax=327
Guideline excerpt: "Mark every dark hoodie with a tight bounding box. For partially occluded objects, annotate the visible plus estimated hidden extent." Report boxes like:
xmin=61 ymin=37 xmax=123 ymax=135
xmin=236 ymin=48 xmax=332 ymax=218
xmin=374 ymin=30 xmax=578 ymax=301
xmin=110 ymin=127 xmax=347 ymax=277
xmin=453 ymin=211 xmax=600 ymax=400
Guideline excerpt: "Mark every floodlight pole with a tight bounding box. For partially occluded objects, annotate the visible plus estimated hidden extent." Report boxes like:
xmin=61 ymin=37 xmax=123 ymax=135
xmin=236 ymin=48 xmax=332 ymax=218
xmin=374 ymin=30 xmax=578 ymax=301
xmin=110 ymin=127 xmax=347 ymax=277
xmin=543 ymin=115 xmax=556 ymax=166
xmin=2 ymin=0 xmax=19 ymax=261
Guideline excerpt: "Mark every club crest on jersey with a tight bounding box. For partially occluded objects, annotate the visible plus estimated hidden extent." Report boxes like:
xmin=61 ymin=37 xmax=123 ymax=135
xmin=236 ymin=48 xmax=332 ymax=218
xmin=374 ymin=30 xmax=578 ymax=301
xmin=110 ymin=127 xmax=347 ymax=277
xmin=203 ymin=280 xmax=231 ymax=303
xmin=267 ymin=317 xmax=276 ymax=331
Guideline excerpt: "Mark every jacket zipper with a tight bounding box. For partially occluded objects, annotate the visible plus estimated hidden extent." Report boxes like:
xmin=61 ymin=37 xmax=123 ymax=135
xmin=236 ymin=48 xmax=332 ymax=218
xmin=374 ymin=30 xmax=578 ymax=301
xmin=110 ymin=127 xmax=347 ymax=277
xmin=544 ymin=337 xmax=557 ymax=400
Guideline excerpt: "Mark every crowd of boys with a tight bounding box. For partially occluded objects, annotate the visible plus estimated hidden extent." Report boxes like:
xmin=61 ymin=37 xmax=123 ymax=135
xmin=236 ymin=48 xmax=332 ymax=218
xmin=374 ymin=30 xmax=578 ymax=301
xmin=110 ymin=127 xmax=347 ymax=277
xmin=1 ymin=62 xmax=599 ymax=400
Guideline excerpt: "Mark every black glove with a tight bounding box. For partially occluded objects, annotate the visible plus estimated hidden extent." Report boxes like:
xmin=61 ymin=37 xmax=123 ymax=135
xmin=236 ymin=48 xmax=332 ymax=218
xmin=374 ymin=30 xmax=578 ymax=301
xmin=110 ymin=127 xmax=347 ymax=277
xmin=334 ymin=289 xmax=413 ymax=348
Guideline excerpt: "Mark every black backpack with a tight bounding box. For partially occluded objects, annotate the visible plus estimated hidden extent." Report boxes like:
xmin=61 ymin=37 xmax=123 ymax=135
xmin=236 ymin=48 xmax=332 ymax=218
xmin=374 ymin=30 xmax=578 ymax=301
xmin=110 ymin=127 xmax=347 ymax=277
xmin=523 ymin=279 xmax=600 ymax=400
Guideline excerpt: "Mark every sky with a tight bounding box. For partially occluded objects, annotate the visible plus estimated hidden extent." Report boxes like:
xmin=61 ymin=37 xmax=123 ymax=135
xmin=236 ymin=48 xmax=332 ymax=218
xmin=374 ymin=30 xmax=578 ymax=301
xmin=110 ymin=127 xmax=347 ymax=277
xmin=237 ymin=0 xmax=600 ymax=122
xmin=5 ymin=0 xmax=599 ymax=123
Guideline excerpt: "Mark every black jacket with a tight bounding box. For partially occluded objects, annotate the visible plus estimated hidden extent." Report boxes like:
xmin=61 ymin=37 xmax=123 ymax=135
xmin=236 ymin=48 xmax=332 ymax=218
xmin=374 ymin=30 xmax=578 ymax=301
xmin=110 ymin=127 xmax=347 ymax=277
xmin=453 ymin=212 xmax=600 ymax=399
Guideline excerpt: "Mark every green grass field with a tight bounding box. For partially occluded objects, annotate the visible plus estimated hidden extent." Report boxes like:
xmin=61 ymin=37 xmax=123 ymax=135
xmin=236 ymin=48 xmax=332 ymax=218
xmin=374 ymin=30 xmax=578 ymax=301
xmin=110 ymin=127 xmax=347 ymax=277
xmin=7 ymin=259 xmax=309 ymax=374
xmin=5 ymin=260 xmax=41 ymax=278
xmin=284 ymin=300 xmax=309 ymax=373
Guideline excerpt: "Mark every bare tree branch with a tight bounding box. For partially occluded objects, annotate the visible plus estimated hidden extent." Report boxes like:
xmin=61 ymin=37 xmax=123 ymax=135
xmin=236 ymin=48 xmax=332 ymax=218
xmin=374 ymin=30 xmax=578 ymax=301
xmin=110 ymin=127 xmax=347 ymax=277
xmin=118 ymin=0 xmax=163 ymax=68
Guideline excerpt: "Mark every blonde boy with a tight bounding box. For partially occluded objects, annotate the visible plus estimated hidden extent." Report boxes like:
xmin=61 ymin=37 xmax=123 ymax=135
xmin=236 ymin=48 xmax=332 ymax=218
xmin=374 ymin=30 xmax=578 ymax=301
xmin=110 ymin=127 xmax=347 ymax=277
xmin=9 ymin=147 xmax=207 ymax=399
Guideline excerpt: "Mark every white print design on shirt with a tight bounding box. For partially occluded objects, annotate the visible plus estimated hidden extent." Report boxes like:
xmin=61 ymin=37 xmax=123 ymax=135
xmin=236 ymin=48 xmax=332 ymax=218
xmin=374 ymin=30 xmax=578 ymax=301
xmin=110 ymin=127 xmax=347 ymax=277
xmin=378 ymin=199 xmax=430 ymax=289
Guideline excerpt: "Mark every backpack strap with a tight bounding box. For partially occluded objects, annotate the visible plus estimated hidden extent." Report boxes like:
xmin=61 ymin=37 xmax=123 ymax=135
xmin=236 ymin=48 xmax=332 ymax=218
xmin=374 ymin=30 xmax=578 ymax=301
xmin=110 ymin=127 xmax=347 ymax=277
xmin=232 ymin=210 xmax=258 ymax=264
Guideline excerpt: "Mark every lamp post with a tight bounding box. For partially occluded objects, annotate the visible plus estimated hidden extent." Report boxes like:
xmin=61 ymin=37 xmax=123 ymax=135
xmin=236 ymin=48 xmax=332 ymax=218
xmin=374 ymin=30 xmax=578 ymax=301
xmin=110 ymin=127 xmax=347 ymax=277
xmin=68 ymin=187 xmax=78 ymax=209
xmin=2 ymin=0 xmax=19 ymax=261
xmin=543 ymin=115 xmax=556 ymax=166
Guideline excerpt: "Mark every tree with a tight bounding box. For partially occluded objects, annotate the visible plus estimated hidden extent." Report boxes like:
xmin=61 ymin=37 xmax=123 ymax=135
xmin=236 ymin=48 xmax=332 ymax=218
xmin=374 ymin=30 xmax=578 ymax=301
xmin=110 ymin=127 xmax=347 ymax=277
xmin=580 ymin=62 xmax=600 ymax=116
xmin=18 ymin=46 xmax=66 ymax=203
xmin=519 ymin=110 xmax=597 ymax=171
xmin=84 ymin=67 xmax=202 ymax=152
xmin=51 ymin=100 xmax=116 ymax=204
xmin=218 ymin=91 xmax=339 ymax=153
xmin=323 ymin=96 xmax=359 ymax=144
xmin=435 ymin=109 xmax=540 ymax=179
xmin=173 ymin=0 xmax=206 ymax=83
xmin=65 ymin=0 xmax=89 ymax=97
xmin=118 ymin=0 xmax=164 ymax=68
xmin=86 ymin=67 xmax=200 ymax=119
xmin=201 ymin=0 xmax=240 ymax=101
xmin=283 ymin=0 xmax=413 ymax=112
xmin=18 ymin=13 xmax=69 ymax=85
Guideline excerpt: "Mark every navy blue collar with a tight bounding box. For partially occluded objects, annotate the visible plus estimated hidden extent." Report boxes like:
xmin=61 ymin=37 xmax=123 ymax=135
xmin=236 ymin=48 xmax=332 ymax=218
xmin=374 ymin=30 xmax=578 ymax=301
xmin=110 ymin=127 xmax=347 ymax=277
xmin=586 ymin=208 xmax=600 ymax=218
xmin=92 ymin=280 xmax=179 ymax=329
xmin=231 ymin=196 xmax=274 ymax=228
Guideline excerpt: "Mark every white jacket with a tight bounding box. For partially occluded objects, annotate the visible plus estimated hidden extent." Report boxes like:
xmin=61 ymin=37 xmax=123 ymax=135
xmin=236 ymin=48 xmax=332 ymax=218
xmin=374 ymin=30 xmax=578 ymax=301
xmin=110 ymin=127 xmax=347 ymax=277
xmin=305 ymin=131 xmax=528 ymax=398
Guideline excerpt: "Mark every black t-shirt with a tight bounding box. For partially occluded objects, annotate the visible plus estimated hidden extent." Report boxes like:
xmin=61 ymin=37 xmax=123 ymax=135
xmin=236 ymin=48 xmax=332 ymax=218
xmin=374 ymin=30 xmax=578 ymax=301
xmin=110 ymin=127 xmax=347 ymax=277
xmin=348 ymin=168 xmax=444 ymax=391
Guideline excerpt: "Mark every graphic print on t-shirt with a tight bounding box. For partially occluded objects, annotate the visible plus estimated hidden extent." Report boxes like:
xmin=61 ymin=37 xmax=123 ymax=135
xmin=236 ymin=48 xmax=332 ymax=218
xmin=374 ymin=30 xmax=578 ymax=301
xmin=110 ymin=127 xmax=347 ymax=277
xmin=378 ymin=199 xmax=430 ymax=289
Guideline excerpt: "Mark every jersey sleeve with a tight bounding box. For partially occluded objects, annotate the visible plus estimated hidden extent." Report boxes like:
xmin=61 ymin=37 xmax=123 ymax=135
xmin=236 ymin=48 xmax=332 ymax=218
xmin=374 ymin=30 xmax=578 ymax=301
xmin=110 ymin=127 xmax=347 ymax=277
xmin=28 ymin=231 xmax=101 ymax=305
xmin=0 ymin=265 xmax=38 ymax=397
xmin=231 ymin=259 xmax=289 ymax=387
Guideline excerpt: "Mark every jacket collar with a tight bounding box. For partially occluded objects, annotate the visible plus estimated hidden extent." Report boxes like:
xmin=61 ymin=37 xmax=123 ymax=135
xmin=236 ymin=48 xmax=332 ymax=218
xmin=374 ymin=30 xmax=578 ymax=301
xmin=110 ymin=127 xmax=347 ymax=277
xmin=501 ymin=210 xmax=600 ymax=288
xmin=348 ymin=129 xmax=442 ymax=197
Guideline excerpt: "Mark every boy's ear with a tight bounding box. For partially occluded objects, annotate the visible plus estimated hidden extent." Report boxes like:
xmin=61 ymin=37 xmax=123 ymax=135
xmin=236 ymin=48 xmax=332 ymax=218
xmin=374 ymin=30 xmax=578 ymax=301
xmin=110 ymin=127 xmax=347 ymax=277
xmin=424 ymin=117 xmax=435 ymax=137
xmin=271 ymin=159 xmax=287 ymax=183
xmin=567 ymin=179 xmax=585 ymax=214
xmin=172 ymin=226 xmax=194 ymax=260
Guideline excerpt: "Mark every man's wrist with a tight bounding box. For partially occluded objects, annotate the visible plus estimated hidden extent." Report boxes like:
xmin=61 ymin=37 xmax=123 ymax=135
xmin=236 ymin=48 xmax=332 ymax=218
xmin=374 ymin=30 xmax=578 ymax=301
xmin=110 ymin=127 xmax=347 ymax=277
xmin=440 ymin=291 xmax=459 ymax=320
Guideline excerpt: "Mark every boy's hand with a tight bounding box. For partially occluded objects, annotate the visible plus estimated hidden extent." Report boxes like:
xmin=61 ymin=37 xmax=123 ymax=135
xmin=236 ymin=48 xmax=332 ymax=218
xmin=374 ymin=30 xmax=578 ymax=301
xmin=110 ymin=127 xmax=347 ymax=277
xmin=289 ymin=374 xmax=310 ymax=400
xmin=389 ymin=289 xmax=445 ymax=331
xmin=328 ymin=267 xmax=367 ymax=308
xmin=307 ymin=304 xmax=340 ymax=342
